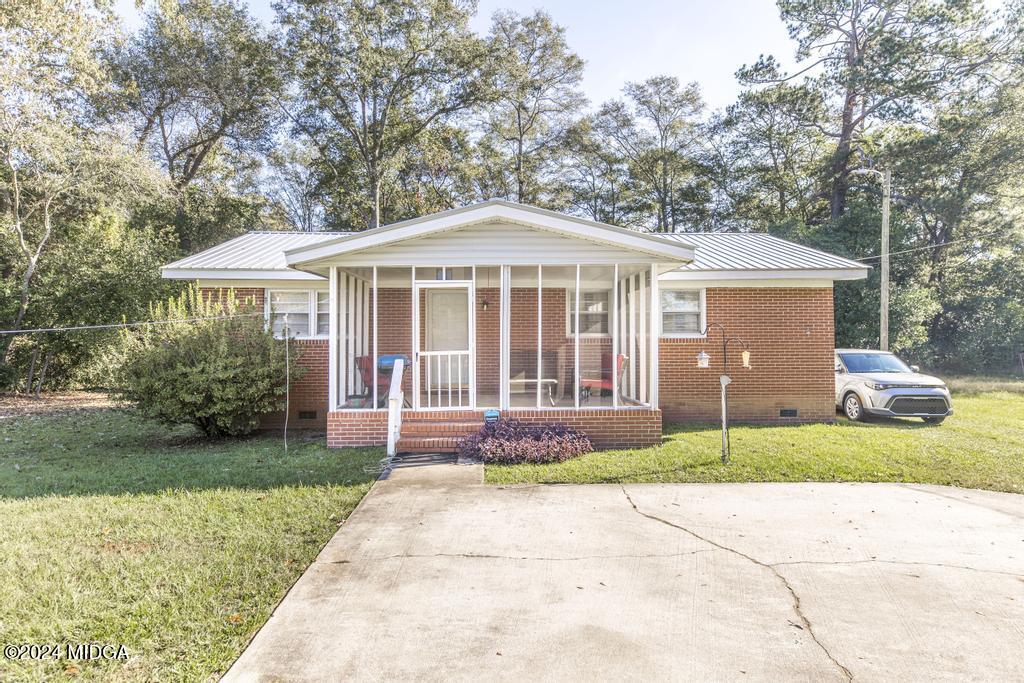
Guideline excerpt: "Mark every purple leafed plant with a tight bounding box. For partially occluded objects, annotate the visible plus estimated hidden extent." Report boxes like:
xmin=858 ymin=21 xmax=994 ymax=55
xmin=458 ymin=419 xmax=593 ymax=464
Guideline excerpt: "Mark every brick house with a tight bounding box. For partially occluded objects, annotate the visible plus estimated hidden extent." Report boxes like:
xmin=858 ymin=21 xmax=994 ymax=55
xmin=162 ymin=201 xmax=867 ymax=451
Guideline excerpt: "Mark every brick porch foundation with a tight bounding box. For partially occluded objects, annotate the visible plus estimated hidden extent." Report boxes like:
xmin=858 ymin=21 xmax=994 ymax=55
xmin=327 ymin=408 xmax=662 ymax=450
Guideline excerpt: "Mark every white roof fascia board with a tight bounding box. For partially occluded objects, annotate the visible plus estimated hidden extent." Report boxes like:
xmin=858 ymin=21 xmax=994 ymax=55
xmin=195 ymin=279 xmax=327 ymax=289
xmin=660 ymin=278 xmax=835 ymax=289
xmin=660 ymin=267 xmax=868 ymax=282
xmin=162 ymin=268 xmax=325 ymax=281
xmin=284 ymin=201 xmax=695 ymax=265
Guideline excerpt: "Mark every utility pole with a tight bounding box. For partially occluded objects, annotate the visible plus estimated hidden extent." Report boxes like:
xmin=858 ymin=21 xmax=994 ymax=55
xmin=851 ymin=167 xmax=891 ymax=351
xmin=880 ymin=168 xmax=891 ymax=351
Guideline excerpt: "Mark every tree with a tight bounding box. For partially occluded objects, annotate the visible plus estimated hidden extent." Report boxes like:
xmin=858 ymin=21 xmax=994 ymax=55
xmin=740 ymin=0 xmax=1016 ymax=220
xmin=386 ymin=124 xmax=479 ymax=218
xmin=557 ymin=119 xmax=638 ymax=226
xmin=704 ymin=84 xmax=828 ymax=229
xmin=886 ymin=83 xmax=1024 ymax=368
xmin=0 ymin=0 xmax=163 ymax=364
xmin=265 ymin=141 xmax=327 ymax=232
xmin=114 ymin=0 xmax=283 ymax=250
xmin=596 ymin=76 xmax=704 ymax=231
xmin=278 ymin=0 xmax=497 ymax=230
xmin=22 ymin=212 xmax=177 ymax=391
xmin=481 ymin=9 xmax=585 ymax=205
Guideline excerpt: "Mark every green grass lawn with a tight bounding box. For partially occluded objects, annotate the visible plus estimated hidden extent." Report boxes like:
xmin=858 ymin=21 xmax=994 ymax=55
xmin=486 ymin=377 xmax=1024 ymax=492
xmin=0 ymin=408 xmax=381 ymax=682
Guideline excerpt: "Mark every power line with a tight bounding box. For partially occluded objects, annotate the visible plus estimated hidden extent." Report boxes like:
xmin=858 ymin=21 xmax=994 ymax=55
xmin=0 ymin=312 xmax=264 ymax=336
xmin=856 ymin=233 xmax=1005 ymax=261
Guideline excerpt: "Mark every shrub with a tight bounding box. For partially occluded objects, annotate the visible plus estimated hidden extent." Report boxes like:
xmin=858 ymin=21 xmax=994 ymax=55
xmin=114 ymin=285 xmax=301 ymax=437
xmin=458 ymin=419 xmax=593 ymax=464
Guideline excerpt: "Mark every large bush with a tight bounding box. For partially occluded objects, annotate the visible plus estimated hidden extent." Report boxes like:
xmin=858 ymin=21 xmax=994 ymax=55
xmin=115 ymin=286 xmax=300 ymax=437
xmin=458 ymin=419 xmax=593 ymax=464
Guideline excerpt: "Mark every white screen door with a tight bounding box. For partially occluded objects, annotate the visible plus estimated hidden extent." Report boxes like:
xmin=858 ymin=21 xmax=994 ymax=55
xmin=415 ymin=283 xmax=473 ymax=409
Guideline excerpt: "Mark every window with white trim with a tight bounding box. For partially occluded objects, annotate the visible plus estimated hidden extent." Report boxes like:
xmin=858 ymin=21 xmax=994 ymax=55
xmin=568 ymin=290 xmax=611 ymax=336
xmin=268 ymin=290 xmax=328 ymax=338
xmin=316 ymin=291 xmax=330 ymax=336
xmin=661 ymin=289 xmax=704 ymax=336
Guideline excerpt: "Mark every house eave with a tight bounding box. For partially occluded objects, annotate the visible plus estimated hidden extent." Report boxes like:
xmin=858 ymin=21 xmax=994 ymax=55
xmin=662 ymin=267 xmax=869 ymax=281
xmin=161 ymin=267 xmax=326 ymax=281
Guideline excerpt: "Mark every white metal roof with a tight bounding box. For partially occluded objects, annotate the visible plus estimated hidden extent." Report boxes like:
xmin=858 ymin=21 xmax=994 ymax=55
xmin=660 ymin=233 xmax=866 ymax=272
xmin=162 ymin=232 xmax=347 ymax=280
xmin=161 ymin=221 xmax=867 ymax=282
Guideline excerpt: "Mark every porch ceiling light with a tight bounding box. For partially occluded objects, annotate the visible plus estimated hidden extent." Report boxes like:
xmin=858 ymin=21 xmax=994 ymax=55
xmin=696 ymin=351 xmax=711 ymax=369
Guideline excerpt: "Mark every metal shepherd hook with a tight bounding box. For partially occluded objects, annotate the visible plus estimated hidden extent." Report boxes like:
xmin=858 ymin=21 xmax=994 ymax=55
xmin=695 ymin=322 xmax=751 ymax=464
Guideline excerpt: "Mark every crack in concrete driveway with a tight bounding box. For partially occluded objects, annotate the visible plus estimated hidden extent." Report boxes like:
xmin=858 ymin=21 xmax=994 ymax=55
xmin=620 ymin=484 xmax=855 ymax=681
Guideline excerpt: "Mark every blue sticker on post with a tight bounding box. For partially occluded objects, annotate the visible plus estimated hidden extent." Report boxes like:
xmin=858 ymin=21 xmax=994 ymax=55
xmin=483 ymin=409 xmax=500 ymax=424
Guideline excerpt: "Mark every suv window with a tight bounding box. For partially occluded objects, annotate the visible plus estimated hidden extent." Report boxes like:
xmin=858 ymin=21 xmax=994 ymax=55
xmin=839 ymin=352 xmax=911 ymax=374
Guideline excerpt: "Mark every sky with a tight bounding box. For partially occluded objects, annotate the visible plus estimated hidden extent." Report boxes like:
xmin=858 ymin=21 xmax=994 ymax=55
xmin=113 ymin=0 xmax=799 ymax=111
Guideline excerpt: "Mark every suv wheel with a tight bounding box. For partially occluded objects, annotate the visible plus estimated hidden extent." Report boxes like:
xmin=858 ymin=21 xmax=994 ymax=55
xmin=843 ymin=393 xmax=866 ymax=421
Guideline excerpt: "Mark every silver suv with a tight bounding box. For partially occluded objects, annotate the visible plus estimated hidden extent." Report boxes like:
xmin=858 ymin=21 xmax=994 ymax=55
xmin=835 ymin=349 xmax=952 ymax=424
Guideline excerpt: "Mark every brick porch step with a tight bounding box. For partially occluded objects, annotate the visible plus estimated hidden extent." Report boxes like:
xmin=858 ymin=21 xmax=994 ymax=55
xmin=398 ymin=421 xmax=482 ymax=435
xmin=394 ymin=436 xmax=464 ymax=453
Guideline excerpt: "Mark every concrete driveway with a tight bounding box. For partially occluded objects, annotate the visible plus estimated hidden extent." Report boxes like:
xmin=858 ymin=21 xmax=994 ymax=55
xmin=225 ymin=461 xmax=1024 ymax=681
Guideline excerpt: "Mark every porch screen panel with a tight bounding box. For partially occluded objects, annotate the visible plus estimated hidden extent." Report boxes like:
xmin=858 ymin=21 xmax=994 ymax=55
xmin=539 ymin=265 xmax=575 ymax=408
xmin=336 ymin=267 xmax=410 ymax=410
xmin=618 ymin=267 xmax=651 ymax=407
xmin=508 ymin=267 xmax=540 ymax=409
xmin=474 ymin=266 xmax=501 ymax=408
xmin=574 ymin=266 xmax=616 ymax=408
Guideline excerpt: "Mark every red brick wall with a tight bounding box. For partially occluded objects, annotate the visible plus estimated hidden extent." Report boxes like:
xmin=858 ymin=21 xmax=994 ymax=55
xmin=262 ymin=339 xmax=329 ymax=429
xmin=327 ymin=410 xmax=389 ymax=447
xmin=659 ymin=287 xmax=835 ymax=423
xmin=327 ymin=408 xmax=661 ymax=449
xmin=476 ymin=287 xmax=500 ymax=394
xmin=200 ymin=287 xmax=264 ymax=311
xmin=369 ymin=288 xmax=413 ymax=395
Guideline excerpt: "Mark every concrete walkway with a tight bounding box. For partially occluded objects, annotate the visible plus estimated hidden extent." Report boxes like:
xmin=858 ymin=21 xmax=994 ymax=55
xmin=225 ymin=460 xmax=1024 ymax=682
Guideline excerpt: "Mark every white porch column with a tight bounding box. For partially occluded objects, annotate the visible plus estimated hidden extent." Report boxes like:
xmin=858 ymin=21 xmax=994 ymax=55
xmin=638 ymin=272 xmax=647 ymax=403
xmin=411 ymin=267 xmax=419 ymax=410
xmin=328 ymin=266 xmax=338 ymax=411
xmin=649 ymin=264 xmax=660 ymax=409
xmin=612 ymin=264 xmax=619 ymax=409
xmin=536 ymin=264 xmax=543 ymax=409
xmin=574 ymin=265 xmax=580 ymax=410
xmin=346 ymin=274 xmax=356 ymax=397
xmin=499 ymin=265 xmax=511 ymax=411
xmin=470 ymin=266 xmax=477 ymax=410
xmin=372 ymin=266 xmax=378 ymax=409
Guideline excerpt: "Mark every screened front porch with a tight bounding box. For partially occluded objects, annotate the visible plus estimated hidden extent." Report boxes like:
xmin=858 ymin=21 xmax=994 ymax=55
xmin=327 ymin=264 xmax=664 ymax=414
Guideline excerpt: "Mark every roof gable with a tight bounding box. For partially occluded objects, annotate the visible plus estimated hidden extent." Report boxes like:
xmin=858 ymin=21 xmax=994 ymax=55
xmin=283 ymin=200 xmax=696 ymax=268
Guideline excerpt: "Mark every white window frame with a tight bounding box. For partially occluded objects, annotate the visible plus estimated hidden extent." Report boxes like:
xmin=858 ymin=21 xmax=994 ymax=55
xmin=265 ymin=288 xmax=329 ymax=339
xmin=566 ymin=288 xmax=612 ymax=338
xmin=660 ymin=287 xmax=706 ymax=338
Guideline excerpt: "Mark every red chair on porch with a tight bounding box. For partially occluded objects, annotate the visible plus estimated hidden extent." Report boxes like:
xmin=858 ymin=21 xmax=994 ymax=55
xmin=580 ymin=353 xmax=626 ymax=404
xmin=355 ymin=355 xmax=410 ymax=408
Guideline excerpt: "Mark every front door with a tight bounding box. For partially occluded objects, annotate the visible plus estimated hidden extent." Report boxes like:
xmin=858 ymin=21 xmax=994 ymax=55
xmin=414 ymin=283 xmax=473 ymax=409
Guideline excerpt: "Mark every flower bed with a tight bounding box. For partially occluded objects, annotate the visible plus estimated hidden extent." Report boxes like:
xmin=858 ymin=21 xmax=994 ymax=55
xmin=458 ymin=418 xmax=593 ymax=464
